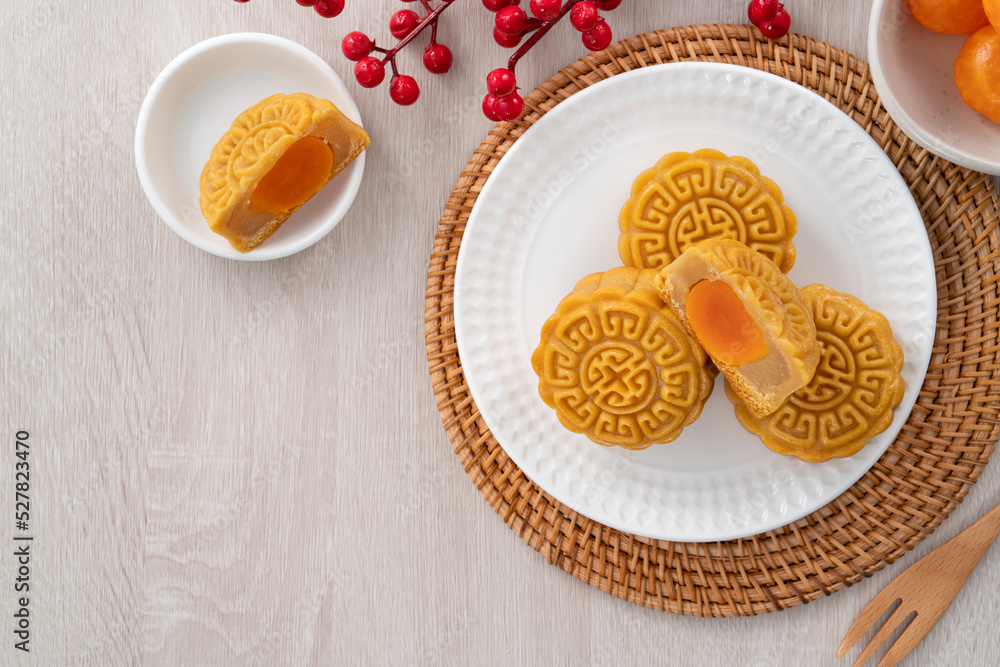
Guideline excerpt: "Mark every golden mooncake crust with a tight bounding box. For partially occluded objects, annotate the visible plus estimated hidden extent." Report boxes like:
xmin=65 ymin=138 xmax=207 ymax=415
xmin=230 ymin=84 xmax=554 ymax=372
xmin=655 ymin=238 xmax=819 ymax=418
xmin=531 ymin=267 xmax=715 ymax=450
xmin=726 ymin=284 xmax=905 ymax=462
xmin=200 ymin=92 xmax=370 ymax=252
xmin=618 ymin=149 xmax=797 ymax=272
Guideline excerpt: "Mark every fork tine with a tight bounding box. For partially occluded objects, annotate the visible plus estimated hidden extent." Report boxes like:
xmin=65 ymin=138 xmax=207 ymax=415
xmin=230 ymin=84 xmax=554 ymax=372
xmin=837 ymin=588 xmax=903 ymax=658
xmin=849 ymin=604 xmax=911 ymax=667
xmin=875 ymin=612 xmax=938 ymax=667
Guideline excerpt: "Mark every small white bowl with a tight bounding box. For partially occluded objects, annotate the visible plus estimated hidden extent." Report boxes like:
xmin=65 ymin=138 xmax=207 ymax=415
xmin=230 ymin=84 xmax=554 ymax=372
xmin=135 ymin=33 xmax=366 ymax=260
xmin=869 ymin=0 xmax=1000 ymax=175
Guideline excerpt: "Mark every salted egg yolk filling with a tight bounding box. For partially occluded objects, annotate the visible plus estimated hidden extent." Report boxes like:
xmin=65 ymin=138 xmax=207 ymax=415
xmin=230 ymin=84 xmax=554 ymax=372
xmin=685 ymin=279 xmax=768 ymax=366
xmin=249 ymin=135 xmax=334 ymax=215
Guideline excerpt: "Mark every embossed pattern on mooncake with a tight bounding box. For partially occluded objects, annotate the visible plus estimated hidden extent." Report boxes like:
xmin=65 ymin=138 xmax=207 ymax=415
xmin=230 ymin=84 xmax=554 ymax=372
xmin=201 ymin=94 xmax=322 ymax=221
xmin=726 ymin=284 xmax=905 ymax=462
xmin=531 ymin=267 xmax=715 ymax=450
xmin=200 ymin=92 xmax=369 ymax=252
xmin=618 ymin=149 xmax=797 ymax=271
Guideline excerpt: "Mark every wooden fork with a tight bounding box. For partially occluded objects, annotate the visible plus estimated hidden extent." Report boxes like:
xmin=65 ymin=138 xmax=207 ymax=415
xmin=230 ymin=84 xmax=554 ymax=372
xmin=837 ymin=498 xmax=1000 ymax=667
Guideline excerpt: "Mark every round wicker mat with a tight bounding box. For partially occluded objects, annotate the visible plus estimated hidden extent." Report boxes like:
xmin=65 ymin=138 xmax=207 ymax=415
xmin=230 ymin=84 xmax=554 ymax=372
xmin=424 ymin=24 xmax=1000 ymax=617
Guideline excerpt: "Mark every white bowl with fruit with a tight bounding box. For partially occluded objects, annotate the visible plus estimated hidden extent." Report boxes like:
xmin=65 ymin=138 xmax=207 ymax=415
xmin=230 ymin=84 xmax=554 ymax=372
xmin=868 ymin=0 xmax=1000 ymax=175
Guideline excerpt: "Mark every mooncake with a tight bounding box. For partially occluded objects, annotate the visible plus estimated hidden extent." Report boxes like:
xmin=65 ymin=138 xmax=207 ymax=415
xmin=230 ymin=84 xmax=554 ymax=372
xmin=200 ymin=93 xmax=370 ymax=252
xmin=655 ymin=238 xmax=819 ymax=418
xmin=531 ymin=267 xmax=715 ymax=450
xmin=725 ymin=285 xmax=905 ymax=462
xmin=618 ymin=149 xmax=797 ymax=272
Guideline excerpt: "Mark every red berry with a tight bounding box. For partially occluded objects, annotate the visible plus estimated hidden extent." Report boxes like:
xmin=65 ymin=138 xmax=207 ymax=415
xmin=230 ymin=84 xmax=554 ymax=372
xmin=233 ymin=0 xmax=250 ymax=3
xmin=582 ymin=19 xmax=612 ymax=51
xmin=594 ymin=0 xmax=620 ymax=9
xmin=495 ymin=5 xmax=527 ymax=35
xmin=482 ymin=0 xmax=515 ymax=10
xmin=423 ymin=43 xmax=453 ymax=74
xmin=296 ymin=0 xmax=317 ymax=6
xmin=486 ymin=68 xmax=517 ymax=97
xmin=530 ymin=0 xmax=561 ymax=21
xmin=482 ymin=94 xmax=502 ymax=121
xmin=747 ymin=0 xmax=779 ymax=26
xmin=570 ymin=1 xmax=599 ymax=31
xmin=390 ymin=75 xmax=420 ymax=106
xmin=494 ymin=92 xmax=525 ymax=121
xmin=355 ymin=57 xmax=385 ymax=88
xmin=342 ymin=32 xmax=373 ymax=61
xmin=313 ymin=0 xmax=344 ymax=17
xmin=758 ymin=6 xmax=790 ymax=39
xmin=390 ymin=9 xmax=420 ymax=39
xmin=493 ymin=26 xmax=522 ymax=47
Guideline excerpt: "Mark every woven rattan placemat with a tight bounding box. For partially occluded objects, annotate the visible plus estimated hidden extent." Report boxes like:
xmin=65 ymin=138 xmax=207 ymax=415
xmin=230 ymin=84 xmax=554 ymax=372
xmin=424 ymin=24 xmax=1000 ymax=617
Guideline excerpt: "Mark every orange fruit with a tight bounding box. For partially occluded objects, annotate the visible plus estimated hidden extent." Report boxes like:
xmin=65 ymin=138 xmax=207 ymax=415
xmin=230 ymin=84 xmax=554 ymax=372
xmin=908 ymin=0 xmax=988 ymax=34
xmin=954 ymin=25 xmax=1000 ymax=123
xmin=985 ymin=0 xmax=1000 ymax=31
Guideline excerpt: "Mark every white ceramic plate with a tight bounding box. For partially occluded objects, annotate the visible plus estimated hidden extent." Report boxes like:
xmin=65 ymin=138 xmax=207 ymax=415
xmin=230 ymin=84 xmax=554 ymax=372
xmin=869 ymin=0 xmax=1000 ymax=175
xmin=454 ymin=63 xmax=937 ymax=542
xmin=135 ymin=32 xmax=366 ymax=261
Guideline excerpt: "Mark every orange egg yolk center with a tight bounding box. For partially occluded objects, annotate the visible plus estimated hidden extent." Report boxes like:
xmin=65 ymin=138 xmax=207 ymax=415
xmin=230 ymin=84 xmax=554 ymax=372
xmin=249 ymin=135 xmax=334 ymax=215
xmin=685 ymin=279 xmax=768 ymax=366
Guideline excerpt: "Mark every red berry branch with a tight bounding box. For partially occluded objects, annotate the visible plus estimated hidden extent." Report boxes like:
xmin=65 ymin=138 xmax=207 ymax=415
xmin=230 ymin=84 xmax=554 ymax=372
xmin=232 ymin=0 xmax=347 ymax=18
xmin=341 ymin=0 xmax=458 ymax=106
xmin=232 ymin=0 xmax=621 ymax=119
xmin=482 ymin=0 xmax=623 ymax=121
xmin=747 ymin=0 xmax=791 ymax=40
xmin=232 ymin=1 xmax=790 ymax=121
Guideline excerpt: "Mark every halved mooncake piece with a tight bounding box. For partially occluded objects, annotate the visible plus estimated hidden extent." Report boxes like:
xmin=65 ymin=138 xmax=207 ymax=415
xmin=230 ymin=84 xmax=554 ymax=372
xmin=531 ymin=267 xmax=715 ymax=450
xmin=618 ymin=149 xmax=797 ymax=272
xmin=725 ymin=285 xmax=905 ymax=462
xmin=655 ymin=238 xmax=819 ymax=419
xmin=200 ymin=93 xmax=370 ymax=252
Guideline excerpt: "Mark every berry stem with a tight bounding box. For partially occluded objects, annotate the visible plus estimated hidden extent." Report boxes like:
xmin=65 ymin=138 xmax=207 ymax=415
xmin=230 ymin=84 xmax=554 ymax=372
xmin=507 ymin=0 xmax=578 ymax=73
xmin=379 ymin=0 xmax=454 ymax=66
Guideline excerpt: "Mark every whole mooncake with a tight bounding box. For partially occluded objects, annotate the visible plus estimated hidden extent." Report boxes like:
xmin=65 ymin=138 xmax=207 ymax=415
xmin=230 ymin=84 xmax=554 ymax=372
xmin=725 ymin=285 xmax=905 ymax=462
xmin=655 ymin=239 xmax=819 ymax=419
xmin=618 ymin=149 xmax=797 ymax=272
xmin=531 ymin=267 xmax=715 ymax=450
xmin=200 ymin=93 xmax=370 ymax=252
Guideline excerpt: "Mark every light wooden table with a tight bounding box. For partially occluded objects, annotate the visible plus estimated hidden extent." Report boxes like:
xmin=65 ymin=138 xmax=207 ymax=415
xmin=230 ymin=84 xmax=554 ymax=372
xmin=1 ymin=1 xmax=998 ymax=665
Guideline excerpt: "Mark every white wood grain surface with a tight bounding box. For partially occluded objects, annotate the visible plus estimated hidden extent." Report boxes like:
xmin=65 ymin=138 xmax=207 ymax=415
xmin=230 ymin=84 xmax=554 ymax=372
xmin=1 ymin=1 xmax=998 ymax=665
